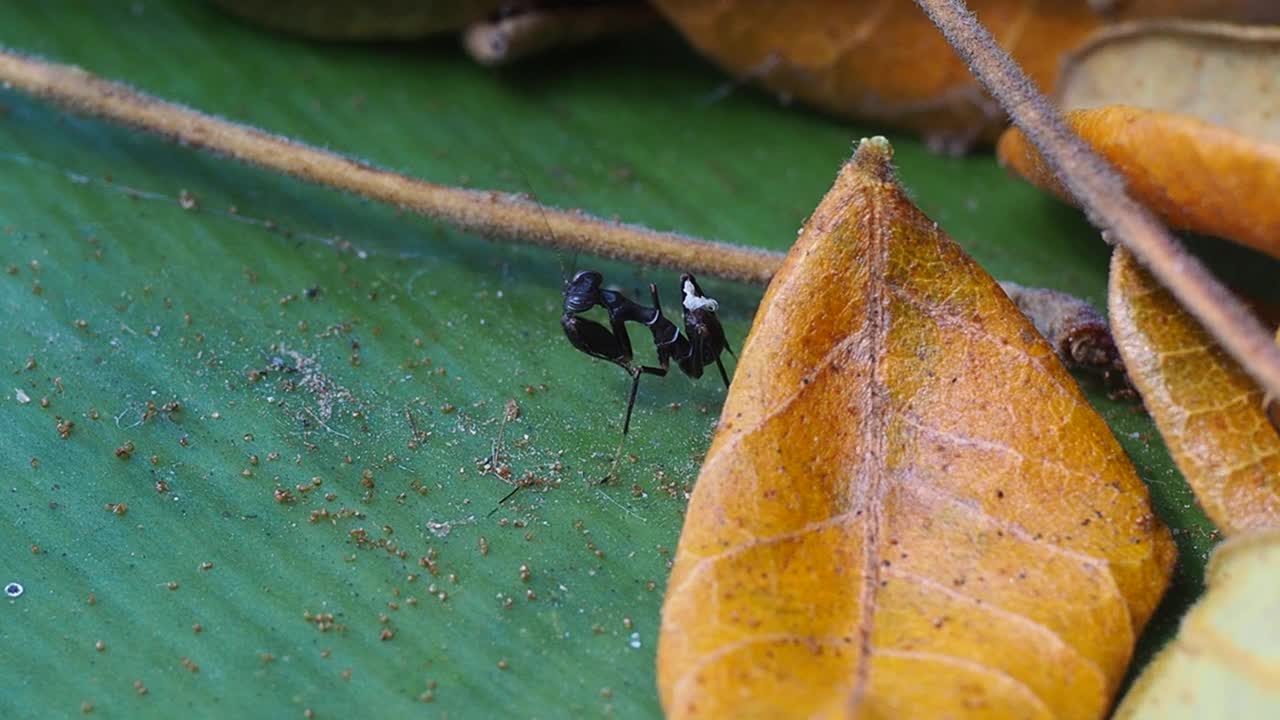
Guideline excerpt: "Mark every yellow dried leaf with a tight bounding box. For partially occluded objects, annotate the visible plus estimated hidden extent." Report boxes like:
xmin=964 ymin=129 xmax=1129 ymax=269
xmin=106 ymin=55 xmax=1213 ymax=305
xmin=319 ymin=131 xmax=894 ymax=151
xmin=1108 ymin=248 xmax=1280 ymax=536
xmin=657 ymin=138 xmax=1175 ymax=719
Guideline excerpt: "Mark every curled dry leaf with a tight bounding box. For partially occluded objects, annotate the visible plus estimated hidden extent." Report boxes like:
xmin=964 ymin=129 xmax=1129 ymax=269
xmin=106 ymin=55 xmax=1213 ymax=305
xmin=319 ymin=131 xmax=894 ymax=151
xmin=1108 ymin=248 xmax=1280 ymax=536
xmin=998 ymin=22 xmax=1280 ymax=257
xmin=1113 ymin=529 xmax=1280 ymax=719
xmin=657 ymin=138 xmax=1175 ymax=719
xmin=998 ymin=281 xmax=1121 ymax=374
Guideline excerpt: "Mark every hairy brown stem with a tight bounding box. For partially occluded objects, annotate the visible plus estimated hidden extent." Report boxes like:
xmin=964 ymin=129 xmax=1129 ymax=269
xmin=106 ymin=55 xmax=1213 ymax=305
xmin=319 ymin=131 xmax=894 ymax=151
xmin=0 ymin=46 xmax=781 ymax=284
xmin=913 ymin=0 xmax=1280 ymax=398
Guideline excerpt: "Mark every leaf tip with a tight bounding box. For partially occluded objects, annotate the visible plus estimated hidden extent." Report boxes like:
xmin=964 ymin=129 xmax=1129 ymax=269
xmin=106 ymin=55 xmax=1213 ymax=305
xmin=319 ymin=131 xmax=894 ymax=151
xmin=851 ymin=136 xmax=896 ymax=182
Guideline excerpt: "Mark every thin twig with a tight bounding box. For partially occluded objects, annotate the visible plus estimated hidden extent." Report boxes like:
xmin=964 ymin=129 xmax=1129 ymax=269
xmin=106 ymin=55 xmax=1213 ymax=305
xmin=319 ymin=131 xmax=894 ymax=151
xmin=913 ymin=0 xmax=1280 ymax=398
xmin=0 ymin=46 xmax=781 ymax=284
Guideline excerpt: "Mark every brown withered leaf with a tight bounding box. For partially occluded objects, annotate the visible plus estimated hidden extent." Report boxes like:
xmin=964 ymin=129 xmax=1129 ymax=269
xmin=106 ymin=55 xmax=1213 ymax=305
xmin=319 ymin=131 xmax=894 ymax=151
xmin=1109 ymin=248 xmax=1280 ymax=536
xmin=998 ymin=22 xmax=1280 ymax=257
xmin=657 ymin=138 xmax=1175 ymax=719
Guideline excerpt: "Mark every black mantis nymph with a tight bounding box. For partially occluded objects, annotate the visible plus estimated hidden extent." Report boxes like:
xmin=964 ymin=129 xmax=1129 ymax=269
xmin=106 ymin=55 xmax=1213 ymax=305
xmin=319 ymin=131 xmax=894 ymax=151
xmin=560 ymin=269 xmax=735 ymax=482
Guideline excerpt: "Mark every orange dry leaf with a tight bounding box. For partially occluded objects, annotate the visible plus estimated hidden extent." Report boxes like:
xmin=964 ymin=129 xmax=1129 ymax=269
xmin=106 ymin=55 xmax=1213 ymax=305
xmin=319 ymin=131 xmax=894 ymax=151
xmin=998 ymin=107 xmax=1280 ymax=258
xmin=997 ymin=22 xmax=1280 ymax=257
xmin=651 ymin=1 xmax=1280 ymax=149
xmin=652 ymin=0 xmax=1102 ymax=148
xmin=1108 ymin=248 xmax=1280 ymax=536
xmin=657 ymin=138 xmax=1175 ymax=719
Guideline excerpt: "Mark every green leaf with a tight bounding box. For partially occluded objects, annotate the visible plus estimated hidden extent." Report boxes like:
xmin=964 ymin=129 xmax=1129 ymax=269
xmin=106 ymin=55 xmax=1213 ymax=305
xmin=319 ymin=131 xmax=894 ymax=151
xmin=0 ymin=1 xmax=1234 ymax=716
xmin=1114 ymin=530 xmax=1280 ymax=719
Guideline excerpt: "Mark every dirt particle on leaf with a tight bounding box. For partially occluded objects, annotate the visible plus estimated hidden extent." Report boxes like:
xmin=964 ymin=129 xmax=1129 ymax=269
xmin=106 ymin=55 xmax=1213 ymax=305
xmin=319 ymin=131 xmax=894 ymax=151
xmin=94 ymin=640 xmax=105 ymax=652
xmin=105 ymin=503 xmax=128 ymax=516
xmin=178 ymin=189 xmax=199 ymax=211
xmin=114 ymin=441 xmax=135 ymax=459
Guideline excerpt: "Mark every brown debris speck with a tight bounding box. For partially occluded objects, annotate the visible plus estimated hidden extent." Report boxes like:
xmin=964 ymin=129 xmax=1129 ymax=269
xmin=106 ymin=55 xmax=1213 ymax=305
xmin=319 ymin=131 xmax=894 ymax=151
xmin=178 ymin=189 xmax=199 ymax=210
xmin=114 ymin=441 xmax=135 ymax=459
xmin=497 ymin=658 xmax=509 ymax=671
xmin=55 ymin=417 xmax=74 ymax=439
xmin=105 ymin=503 xmax=128 ymax=516
xmin=133 ymin=680 xmax=148 ymax=696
